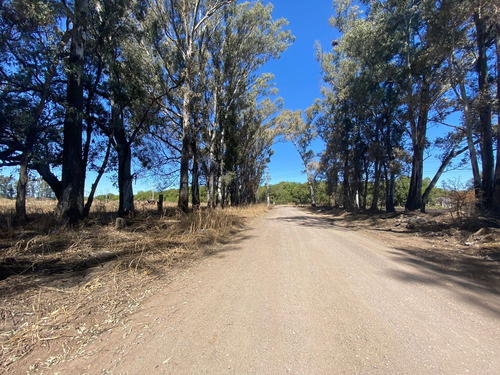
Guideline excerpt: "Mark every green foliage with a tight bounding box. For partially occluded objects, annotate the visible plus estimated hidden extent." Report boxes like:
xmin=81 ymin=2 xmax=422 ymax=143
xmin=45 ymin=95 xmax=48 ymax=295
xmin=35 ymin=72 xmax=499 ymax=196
xmin=259 ymin=181 xmax=328 ymax=206
xmin=394 ymin=176 xmax=410 ymax=207
xmin=394 ymin=176 xmax=447 ymax=207
xmin=134 ymin=186 xmax=208 ymax=203
xmin=94 ymin=193 xmax=119 ymax=201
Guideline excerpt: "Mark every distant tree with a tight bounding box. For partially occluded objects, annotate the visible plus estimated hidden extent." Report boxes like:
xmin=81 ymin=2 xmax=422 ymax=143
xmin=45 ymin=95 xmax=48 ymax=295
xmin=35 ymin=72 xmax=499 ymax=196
xmin=27 ymin=178 xmax=56 ymax=199
xmin=277 ymin=109 xmax=318 ymax=206
xmin=0 ymin=175 xmax=15 ymax=199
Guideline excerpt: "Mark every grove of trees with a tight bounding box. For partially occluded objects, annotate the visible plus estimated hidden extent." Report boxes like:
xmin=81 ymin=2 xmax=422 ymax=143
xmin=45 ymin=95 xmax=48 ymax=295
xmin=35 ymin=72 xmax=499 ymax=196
xmin=0 ymin=0 xmax=293 ymax=224
xmin=313 ymin=0 xmax=499 ymax=215
xmin=2 ymin=0 xmax=499 ymax=223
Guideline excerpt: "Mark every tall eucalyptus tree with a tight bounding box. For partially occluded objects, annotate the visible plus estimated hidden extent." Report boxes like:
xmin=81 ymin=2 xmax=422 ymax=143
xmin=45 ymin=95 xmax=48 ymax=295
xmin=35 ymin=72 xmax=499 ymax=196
xmin=200 ymin=1 xmax=293 ymax=207
xmin=146 ymin=0 xmax=235 ymax=213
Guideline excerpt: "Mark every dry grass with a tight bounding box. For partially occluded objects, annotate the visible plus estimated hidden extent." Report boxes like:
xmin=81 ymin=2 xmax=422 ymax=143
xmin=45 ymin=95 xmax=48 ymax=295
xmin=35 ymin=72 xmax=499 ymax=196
xmin=0 ymin=198 xmax=269 ymax=370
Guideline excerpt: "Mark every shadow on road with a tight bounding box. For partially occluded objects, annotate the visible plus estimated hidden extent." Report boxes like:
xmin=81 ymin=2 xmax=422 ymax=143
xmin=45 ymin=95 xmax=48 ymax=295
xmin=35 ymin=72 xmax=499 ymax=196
xmin=387 ymin=247 xmax=500 ymax=316
xmin=276 ymin=214 xmax=338 ymax=228
xmin=281 ymin=206 xmax=500 ymax=316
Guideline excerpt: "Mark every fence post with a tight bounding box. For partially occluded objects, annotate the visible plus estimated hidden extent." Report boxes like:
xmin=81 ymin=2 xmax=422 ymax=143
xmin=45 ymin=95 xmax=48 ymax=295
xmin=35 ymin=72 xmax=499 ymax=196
xmin=157 ymin=194 xmax=164 ymax=215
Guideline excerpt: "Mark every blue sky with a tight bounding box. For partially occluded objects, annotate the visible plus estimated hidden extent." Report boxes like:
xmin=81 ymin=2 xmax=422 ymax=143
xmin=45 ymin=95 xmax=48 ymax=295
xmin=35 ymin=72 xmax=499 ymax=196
xmin=261 ymin=0 xmax=335 ymax=184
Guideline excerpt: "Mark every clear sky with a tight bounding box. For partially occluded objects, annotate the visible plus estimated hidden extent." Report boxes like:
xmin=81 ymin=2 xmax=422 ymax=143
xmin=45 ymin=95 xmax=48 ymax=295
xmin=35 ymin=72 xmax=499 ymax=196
xmin=261 ymin=0 xmax=336 ymax=185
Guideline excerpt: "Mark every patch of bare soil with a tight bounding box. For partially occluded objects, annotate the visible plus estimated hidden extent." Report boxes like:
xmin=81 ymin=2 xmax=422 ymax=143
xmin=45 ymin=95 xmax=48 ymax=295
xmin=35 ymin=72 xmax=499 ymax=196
xmin=307 ymin=206 xmax=500 ymax=293
xmin=0 ymin=204 xmax=268 ymax=374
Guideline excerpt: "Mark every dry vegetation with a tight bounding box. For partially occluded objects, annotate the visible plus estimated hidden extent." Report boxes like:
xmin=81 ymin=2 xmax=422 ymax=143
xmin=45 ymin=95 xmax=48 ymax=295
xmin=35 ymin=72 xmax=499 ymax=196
xmin=0 ymin=198 xmax=269 ymax=371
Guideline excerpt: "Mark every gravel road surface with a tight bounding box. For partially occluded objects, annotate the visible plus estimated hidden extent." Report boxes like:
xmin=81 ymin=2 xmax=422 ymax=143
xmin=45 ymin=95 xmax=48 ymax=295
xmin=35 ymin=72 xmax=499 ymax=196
xmin=53 ymin=206 xmax=500 ymax=374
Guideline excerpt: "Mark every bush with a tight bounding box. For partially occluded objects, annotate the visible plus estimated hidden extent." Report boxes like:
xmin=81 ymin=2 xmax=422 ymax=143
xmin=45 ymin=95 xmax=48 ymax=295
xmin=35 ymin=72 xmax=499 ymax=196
xmin=441 ymin=178 xmax=476 ymax=221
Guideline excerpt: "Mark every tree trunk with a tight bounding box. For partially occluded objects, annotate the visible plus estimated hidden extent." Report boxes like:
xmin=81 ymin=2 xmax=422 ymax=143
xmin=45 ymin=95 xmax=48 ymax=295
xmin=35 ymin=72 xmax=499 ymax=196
xmin=332 ymin=173 xmax=339 ymax=208
xmin=405 ymin=85 xmax=429 ymax=212
xmin=384 ymin=165 xmax=396 ymax=213
xmin=307 ymin=175 xmax=316 ymax=207
xmin=207 ymin=94 xmax=218 ymax=208
xmin=492 ymin=25 xmax=500 ymax=216
xmin=84 ymin=138 xmax=111 ymax=217
xmin=342 ymin=157 xmax=351 ymax=210
xmin=113 ymin=108 xmax=134 ymax=217
xmin=406 ymin=142 xmax=424 ymax=211
xmin=207 ymin=143 xmax=216 ymax=208
xmin=34 ymin=164 xmax=62 ymax=200
xmin=464 ymin=101 xmax=482 ymax=203
xmin=370 ymin=159 xmax=381 ymax=211
xmin=327 ymin=170 xmax=338 ymax=207
xmin=191 ymin=139 xmax=200 ymax=208
xmin=178 ymin=88 xmax=191 ymax=213
xmin=383 ymin=112 xmax=396 ymax=213
xmin=421 ymin=144 xmax=469 ymax=211
xmin=117 ymin=142 xmax=134 ymax=217
xmin=15 ymin=152 xmax=29 ymax=224
xmin=362 ymin=179 xmax=368 ymax=210
xmin=217 ymin=128 xmax=226 ymax=208
xmin=56 ymin=0 xmax=87 ymax=223
xmin=475 ymin=11 xmax=494 ymax=210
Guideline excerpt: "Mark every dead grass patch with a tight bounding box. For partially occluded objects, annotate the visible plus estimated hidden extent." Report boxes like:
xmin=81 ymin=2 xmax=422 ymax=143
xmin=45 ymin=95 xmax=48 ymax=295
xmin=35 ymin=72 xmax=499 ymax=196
xmin=0 ymin=199 xmax=269 ymax=370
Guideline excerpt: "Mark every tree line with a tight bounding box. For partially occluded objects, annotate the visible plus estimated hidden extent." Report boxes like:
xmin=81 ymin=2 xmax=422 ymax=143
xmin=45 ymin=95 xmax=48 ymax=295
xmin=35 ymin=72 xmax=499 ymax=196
xmin=0 ymin=0 xmax=293 ymax=224
xmin=291 ymin=0 xmax=499 ymax=215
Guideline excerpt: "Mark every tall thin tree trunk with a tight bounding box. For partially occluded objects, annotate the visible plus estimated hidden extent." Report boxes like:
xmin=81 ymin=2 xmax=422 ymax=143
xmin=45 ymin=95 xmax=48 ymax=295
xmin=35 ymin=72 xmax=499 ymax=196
xmin=362 ymin=165 xmax=368 ymax=210
xmin=327 ymin=171 xmax=337 ymax=207
xmin=207 ymin=94 xmax=218 ymax=208
xmin=406 ymin=84 xmax=429 ymax=212
xmin=307 ymin=175 xmax=316 ymax=207
xmin=113 ymin=110 xmax=134 ymax=217
xmin=370 ymin=159 xmax=381 ymax=211
xmin=84 ymin=138 xmax=111 ymax=217
xmin=492 ymin=25 xmax=500 ymax=215
xmin=178 ymin=88 xmax=191 ymax=213
xmin=217 ymin=128 xmax=225 ymax=208
xmin=191 ymin=138 xmax=200 ymax=208
xmin=384 ymin=113 xmax=396 ymax=213
xmin=464 ymin=102 xmax=482 ymax=202
xmin=15 ymin=152 xmax=29 ymax=224
xmin=342 ymin=156 xmax=351 ymax=210
xmin=332 ymin=172 xmax=339 ymax=208
xmin=406 ymin=142 xmax=424 ymax=211
xmin=57 ymin=0 xmax=87 ymax=223
xmin=475 ymin=11 xmax=494 ymax=210
xmin=384 ymin=165 xmax=396 ymax=213
xmin=207 ymin=140 xmax=216 ymax=208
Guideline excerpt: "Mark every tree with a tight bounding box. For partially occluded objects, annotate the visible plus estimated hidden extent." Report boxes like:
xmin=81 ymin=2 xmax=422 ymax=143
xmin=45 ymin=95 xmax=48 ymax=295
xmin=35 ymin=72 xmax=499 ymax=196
xmin=198 ymin=1 xmax=292 ymax=208
xmin=90 ymin=0 xmax=165 ymax=217
xmin=316 ymin=0 xmax=469 ymax=213
xmin=0 ymin=0 xmax=68 ymax=223
xmin=54 ymin=0 xmax=88 ymax=222
xmin=146 ymin=0 xmax=236 ymax=213
xmin=278 ymin=109 xmax=318 ymax=206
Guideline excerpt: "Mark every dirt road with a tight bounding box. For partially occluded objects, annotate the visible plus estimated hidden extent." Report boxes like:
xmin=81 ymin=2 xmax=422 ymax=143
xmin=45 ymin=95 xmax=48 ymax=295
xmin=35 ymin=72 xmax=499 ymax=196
xmin=52 ymin=206 xmax=500 ymax=374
